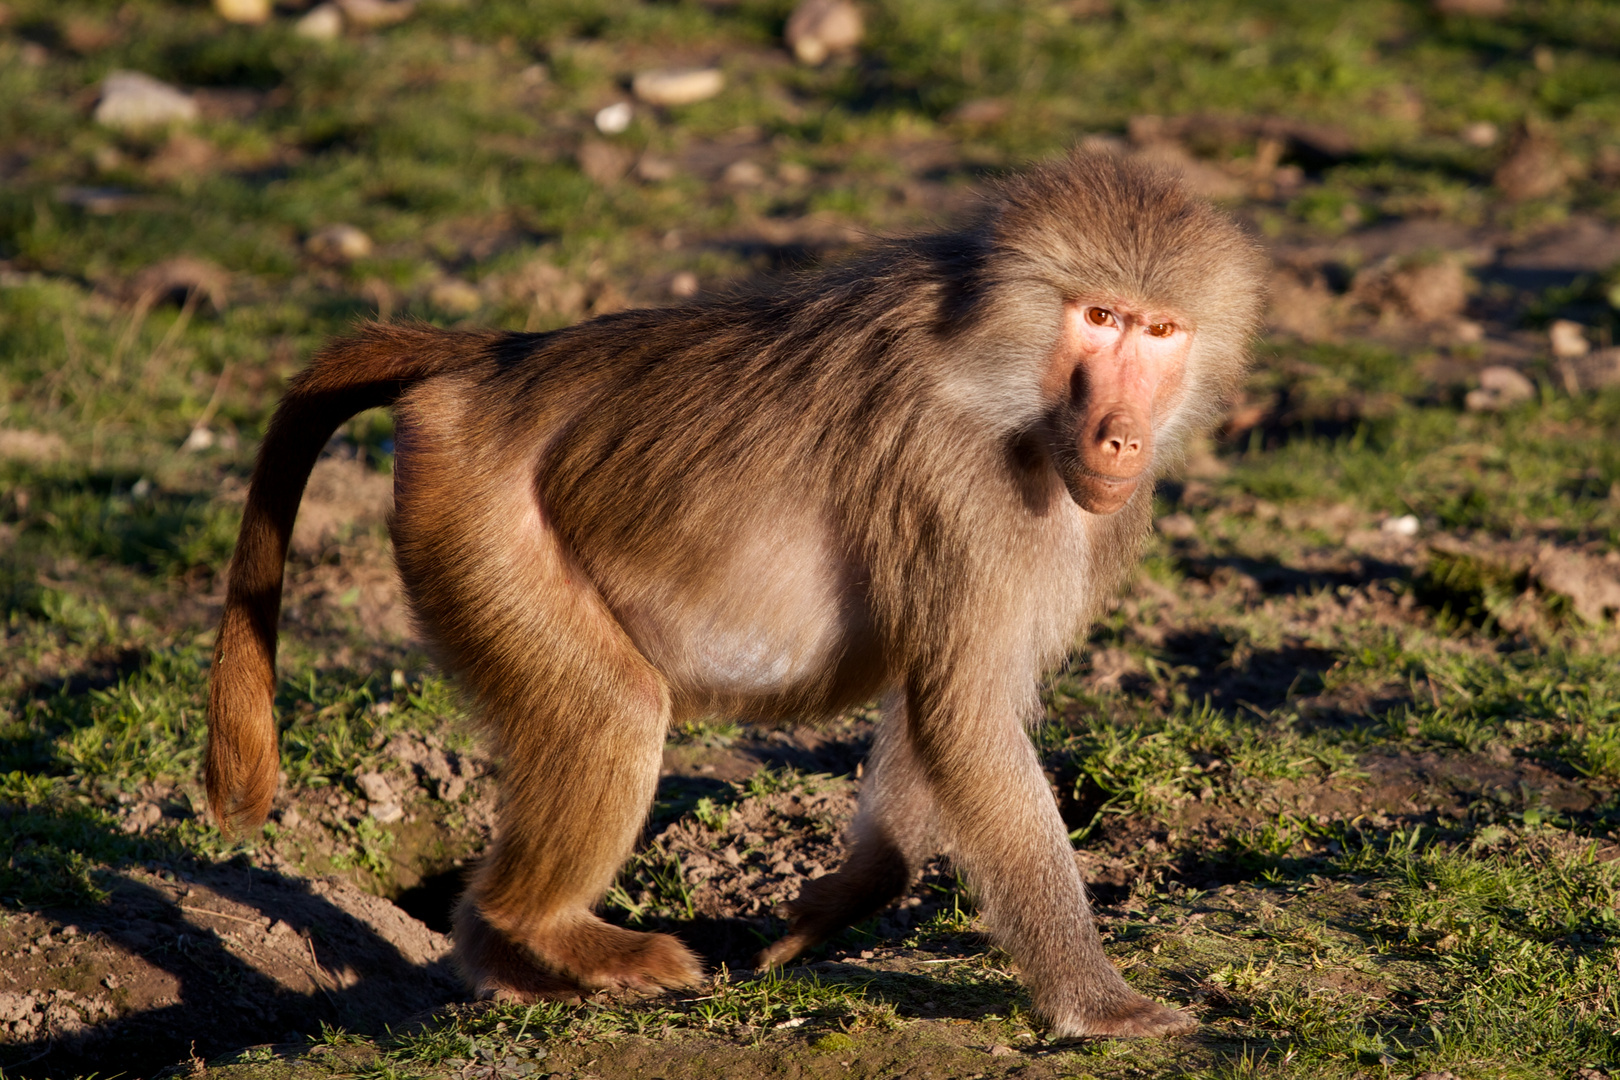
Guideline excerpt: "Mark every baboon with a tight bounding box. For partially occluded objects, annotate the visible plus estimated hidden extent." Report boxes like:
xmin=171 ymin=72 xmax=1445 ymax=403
xmin=206 ymin=150 xmax=1265 ymax=1038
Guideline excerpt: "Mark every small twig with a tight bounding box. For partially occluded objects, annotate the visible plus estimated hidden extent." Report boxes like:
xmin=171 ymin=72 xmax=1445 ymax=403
xmin=140 ymin=284 xmax=201 ymax=391
xmin=110 ymin=286 xmax=160 ymax=377
xmin=305 ymin=935 xmax=338 ymax=1006
xmin=179 ymin=903 xmax=266 ymax=928
xmin=181 ymin=363 xmax=232 ymax=450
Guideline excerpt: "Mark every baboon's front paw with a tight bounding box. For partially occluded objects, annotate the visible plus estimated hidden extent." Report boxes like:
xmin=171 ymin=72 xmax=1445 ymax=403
xmin=1048 ymin=994 xmax=1196 ymax=1039
xmin=454 ymin=922 xmax=584 ymax=1004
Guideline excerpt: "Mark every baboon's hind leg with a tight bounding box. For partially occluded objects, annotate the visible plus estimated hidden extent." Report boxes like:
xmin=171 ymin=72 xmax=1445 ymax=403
xmin=759 ymin=696 xmax=937 ymax=967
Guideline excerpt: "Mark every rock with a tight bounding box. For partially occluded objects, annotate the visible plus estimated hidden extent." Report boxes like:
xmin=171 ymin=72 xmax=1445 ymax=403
xmin=669 ymin=271 xmax=699 ymax=299
xmin=1464 ymin=365 xmax=1536 ymax=412
xmin=429 ymin=278 xmax=482 ymax=315
xmin=0 ymin=992 xmax=37 ymax=1023
xmin=1156 ymin=512 xmax=1197 ymax=539
xmin=145 ymin=131 xmax=218 ymax=184
xmin=1461 ymin=120 xmax=1499 ymax=148
xmin=305 ymin=223 xmax=373 ymax=263
xmin=1549 ymin=319 xmax=1590 ymax=359
xmin=355 ymin=771 xmax=394 ymax=803
xmin=337 ymin=0 xmax=414 ymax=28
xmin=1353 ymin=257 xmax=1471 ymax=324
xmin=213 ymin=0 xmax=271 ymax=23
xmin=94 ymin=71 xmax=198 ymax=131
xmin=632 ymin=68 xmax=724 ymax=107
xmin=721 ymin=159 xmax=766 ymax=186
xmin=1381 ymin=514 xmax=1420 ymax=537
xmin=295 ymin=4 xmax=344 ymax=39
xmin=578 ymin=139 xmax=633 ymax=184
xmin=368 ymin=800 xmax=404 ymax=824
xmin=635 ymin=155 xmax=677 ymax=182
xmin=594 ymin=101 xmax=632 ymax=135
xmin=785 ymin=0 xmax=863 ymax=66
xmin=1495 ymin=125 xmax=1567 ymax=201
xmin=120 ymin=801 xmax=163 ymax=834
xmin=1534 ymin=549 xmax=1620 ymax=624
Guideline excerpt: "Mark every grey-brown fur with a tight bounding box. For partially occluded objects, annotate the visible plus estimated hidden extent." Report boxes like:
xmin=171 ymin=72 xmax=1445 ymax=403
xmin=205 ymin=150 xmax=1266 ymax=1037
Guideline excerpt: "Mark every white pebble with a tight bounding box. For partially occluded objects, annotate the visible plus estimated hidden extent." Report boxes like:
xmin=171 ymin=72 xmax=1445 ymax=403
xmin=594 ymin=102 xmax=633 ymax=135
xmin=295 ymin=4 xmax=344 ymax=40
xmin=632 ymin=68 xmax=724 ymax=107
xmin=94 ymin=71 xmax=198 ymax=131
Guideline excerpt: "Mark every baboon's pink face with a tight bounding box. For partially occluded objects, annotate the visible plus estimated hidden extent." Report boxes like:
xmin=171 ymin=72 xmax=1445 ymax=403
xmin=1042 ymin=298 xmax=1191 ymax=515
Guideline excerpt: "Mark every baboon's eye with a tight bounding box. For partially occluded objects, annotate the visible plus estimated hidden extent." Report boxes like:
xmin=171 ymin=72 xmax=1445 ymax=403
xmin=1146 ymin=322 xmax=1175 ymax=338
xmin=1085 ymin=307 xmax=1116 ymax=327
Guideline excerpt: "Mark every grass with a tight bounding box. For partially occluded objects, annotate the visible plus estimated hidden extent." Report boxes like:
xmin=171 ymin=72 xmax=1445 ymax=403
xmin=4 ymin=0 xmax=1620 ymax=1076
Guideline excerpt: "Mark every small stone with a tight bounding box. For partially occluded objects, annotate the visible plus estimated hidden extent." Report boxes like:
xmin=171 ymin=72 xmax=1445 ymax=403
xmin=1381 ymin=514 xmax=1420 ymax=537
xmin=1156 ymin=512 xmax=1197 ymax=539
xmin=635 ymin=155 xmax=677 ymax=182
xmin=213 ymin=0 xmax=271 ymax=23
xmin=988 ymin=1044 xmax=1015 ymax=1057
xmin=578 ymin=139 xmax=633 ymax=184
xmin=785 ymin=0 xmax=863 ymax=65
xmin=594 ymin=101 xmax=632 ymax=135
xmin=632 ymin=68 xmax=724 ymax=107
xmin=120 ymin=802 xmax=163 ymax=835
xmin=305 ymin=224 xmax=373 ymax=263
xmin=94 ymin=71 xmax=198 ymax=131
xmin=337 ymin=0 xmax=414 ymax=28
xmin=1549 ymin=319 xmax=1590 ymax=359
xmin=777 ymin=161 xmax=812 ymax=184
xmin=368 ymin=800 xmax=404 ymax=824
xmin=669 ymin=271 xmax=699 ymax=299
xmin=278 ymin=806 xmax=302 ymax=830
xmin=1461 ymin=120 xmax=1498 ymax=148
xmin=295 ymin=4 xmax=344 ymax=39
xmin=430 ymin=279 xmax=482 ymax=315
xmin=722 ymin=160 xmax=766 ymax=186
xmin=355 ymin=771 xmax=394 ymax=803
xmin=1465 ymin=365 xmax=1536 ymax=412
xmin=1495 ymin=125 xmax=1567 ymax=201
xmin=0 ymin=992 xmax=35 ymax=1023
xmin=1534 ymin=549 xmax=1620 ymax=624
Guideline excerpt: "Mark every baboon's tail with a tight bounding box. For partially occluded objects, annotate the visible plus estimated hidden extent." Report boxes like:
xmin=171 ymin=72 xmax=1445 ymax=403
xmin=207 ymin=323 xmax=502 ymax=832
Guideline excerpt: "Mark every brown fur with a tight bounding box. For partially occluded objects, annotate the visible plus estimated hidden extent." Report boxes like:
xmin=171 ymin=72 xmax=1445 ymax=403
xmin=205 ymin=151 xmax=1266 ymax=1037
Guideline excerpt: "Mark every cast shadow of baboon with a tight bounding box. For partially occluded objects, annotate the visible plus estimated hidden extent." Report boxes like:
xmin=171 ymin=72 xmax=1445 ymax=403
xmin=0 ymin=813 xmax=461 ymax=1079
xmin=0 ymin=835 xmax=460 ymax=1080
